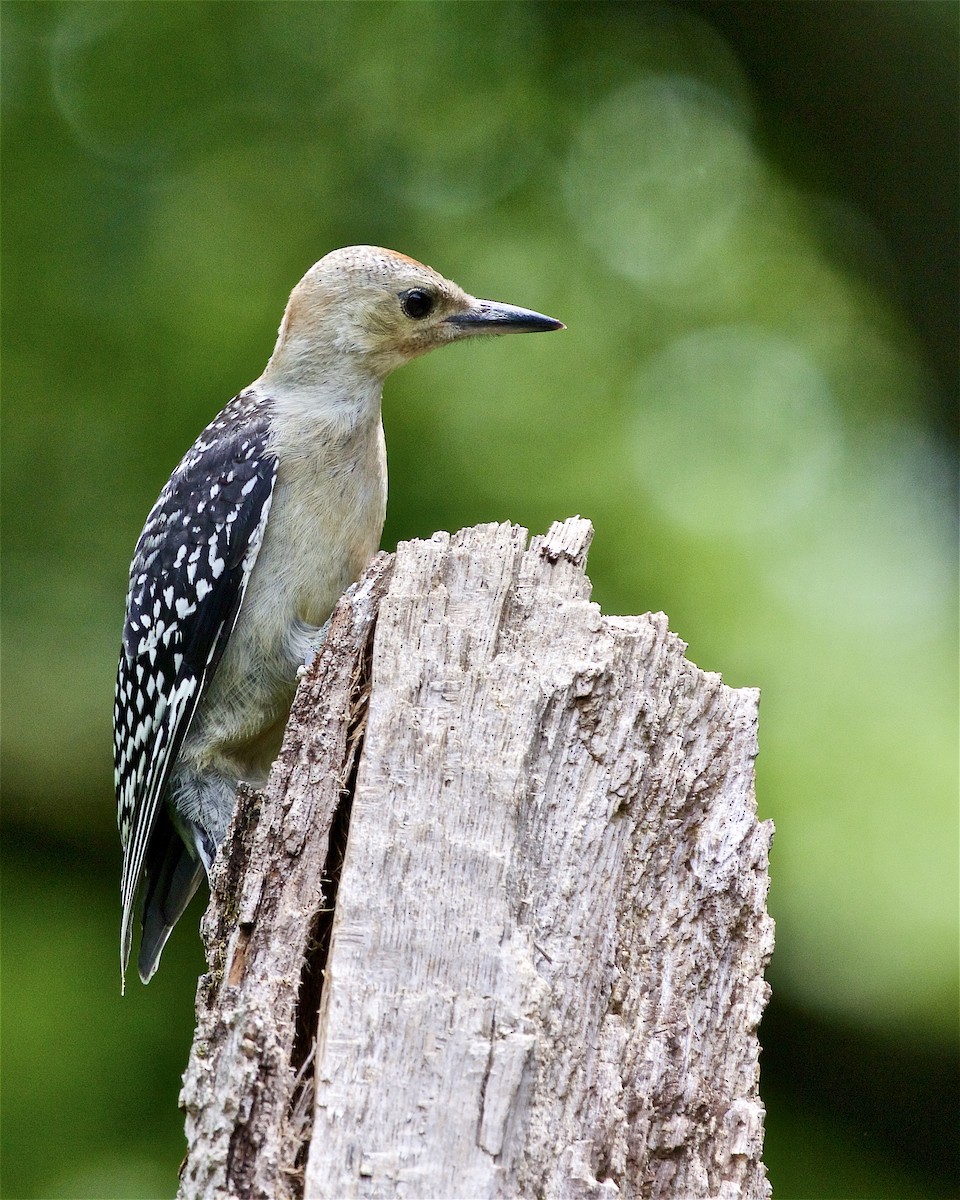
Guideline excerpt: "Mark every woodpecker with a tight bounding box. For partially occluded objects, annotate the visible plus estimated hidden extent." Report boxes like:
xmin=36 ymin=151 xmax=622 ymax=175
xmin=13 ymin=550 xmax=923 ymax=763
xmin=114 ymin=246 xmax=563 ymax=986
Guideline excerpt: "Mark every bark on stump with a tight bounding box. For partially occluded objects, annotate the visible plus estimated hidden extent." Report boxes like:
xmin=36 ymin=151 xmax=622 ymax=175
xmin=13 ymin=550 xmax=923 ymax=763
xmin=177 ymin=518 xmax=774 ymax=1200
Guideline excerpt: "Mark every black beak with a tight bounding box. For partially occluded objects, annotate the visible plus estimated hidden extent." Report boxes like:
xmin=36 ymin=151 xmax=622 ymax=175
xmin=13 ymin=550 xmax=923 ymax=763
xmin=445 ymin=298 xmax=565 ymax=335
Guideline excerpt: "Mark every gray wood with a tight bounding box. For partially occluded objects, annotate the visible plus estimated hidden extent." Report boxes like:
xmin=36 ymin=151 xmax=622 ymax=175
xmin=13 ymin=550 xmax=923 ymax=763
xmin=178 ymin=519 xmax=774 ymax=1200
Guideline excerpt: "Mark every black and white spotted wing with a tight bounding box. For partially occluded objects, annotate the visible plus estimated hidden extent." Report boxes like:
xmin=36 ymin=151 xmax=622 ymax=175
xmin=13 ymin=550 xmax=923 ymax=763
xmin=114 ymin=390 xmax=277 ymax=976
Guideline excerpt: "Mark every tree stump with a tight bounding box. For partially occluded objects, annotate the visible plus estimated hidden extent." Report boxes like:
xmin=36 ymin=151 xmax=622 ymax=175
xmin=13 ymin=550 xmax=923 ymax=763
xmin=177 ymin=518 xmax=774 ymax=1200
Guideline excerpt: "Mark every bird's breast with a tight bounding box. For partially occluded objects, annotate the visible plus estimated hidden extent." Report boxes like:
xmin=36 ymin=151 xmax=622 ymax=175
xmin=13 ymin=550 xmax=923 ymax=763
xmin=233 ymin=415 xmax=387 ymax=659
xmin=187 ymin=406 xmax=387 ymax=780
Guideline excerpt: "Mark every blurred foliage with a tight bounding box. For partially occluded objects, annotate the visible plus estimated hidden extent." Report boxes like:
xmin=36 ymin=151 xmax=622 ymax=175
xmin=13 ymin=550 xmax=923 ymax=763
xmin=2 ymin=2 xmax=957 ymax=1198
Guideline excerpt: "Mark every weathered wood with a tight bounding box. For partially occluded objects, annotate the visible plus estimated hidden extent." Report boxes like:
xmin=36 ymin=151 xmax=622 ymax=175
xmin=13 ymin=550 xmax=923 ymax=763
xmin=178 ymin=554 xmax=394 ymax=1200
xmin=178 ymin=518 xmax=774 ymax=1200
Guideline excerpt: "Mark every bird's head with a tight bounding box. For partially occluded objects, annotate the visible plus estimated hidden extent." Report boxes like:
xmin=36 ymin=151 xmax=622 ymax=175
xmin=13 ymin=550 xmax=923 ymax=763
xmin=262 ymin=246 xmax=564 ymax=388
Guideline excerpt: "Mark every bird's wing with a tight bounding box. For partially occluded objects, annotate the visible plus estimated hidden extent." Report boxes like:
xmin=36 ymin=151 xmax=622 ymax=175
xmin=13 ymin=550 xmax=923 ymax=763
xmin=114 ymin=391 xmax=277 ymax=979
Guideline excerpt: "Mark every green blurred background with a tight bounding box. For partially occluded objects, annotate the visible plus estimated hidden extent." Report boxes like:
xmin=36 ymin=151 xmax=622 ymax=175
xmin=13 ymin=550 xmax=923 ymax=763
xmin=2 ymin=2 xmax=957 ymax=1197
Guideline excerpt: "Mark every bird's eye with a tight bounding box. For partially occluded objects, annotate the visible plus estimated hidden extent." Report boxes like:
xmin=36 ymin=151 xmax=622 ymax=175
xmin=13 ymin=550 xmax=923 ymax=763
xmin=400 ymin=288 xmax=435 ymax=320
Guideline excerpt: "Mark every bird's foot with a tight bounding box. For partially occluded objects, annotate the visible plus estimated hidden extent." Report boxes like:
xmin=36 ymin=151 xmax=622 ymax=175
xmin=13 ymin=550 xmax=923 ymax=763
xmin=297 ymin=618 xmax=332 ymax=677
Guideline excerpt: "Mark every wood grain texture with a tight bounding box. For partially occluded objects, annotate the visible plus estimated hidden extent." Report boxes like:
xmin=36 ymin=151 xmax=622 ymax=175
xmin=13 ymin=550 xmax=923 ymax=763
xmin=178 ymin=554 xmax=394 ymax=1200
xmin=178 ymin=519 xmax=773 ymax=1200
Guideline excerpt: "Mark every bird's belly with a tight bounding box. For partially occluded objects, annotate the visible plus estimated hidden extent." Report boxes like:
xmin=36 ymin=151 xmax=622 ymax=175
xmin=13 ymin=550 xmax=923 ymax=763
xmin=181 ymin=605 xmax=300 ymax=784
xmin=182 ymin=451 xmax=386 ymax=783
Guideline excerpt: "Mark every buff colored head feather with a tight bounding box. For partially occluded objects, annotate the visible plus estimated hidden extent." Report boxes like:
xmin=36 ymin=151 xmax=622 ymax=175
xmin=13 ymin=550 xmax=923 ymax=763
xmin=263 ymin=246 xmax=563 ymax=385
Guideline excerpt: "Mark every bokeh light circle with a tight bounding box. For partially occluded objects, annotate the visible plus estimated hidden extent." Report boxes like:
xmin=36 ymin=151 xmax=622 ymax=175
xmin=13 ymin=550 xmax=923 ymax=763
xmin=629 ymin=325 xmax=838 ymax=536
xmin=565 ymin=74 xmax=762 ymax=293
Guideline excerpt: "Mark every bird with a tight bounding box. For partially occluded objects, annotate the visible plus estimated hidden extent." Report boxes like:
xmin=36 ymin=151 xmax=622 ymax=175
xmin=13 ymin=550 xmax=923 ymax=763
xmin=114 ymin=245 xmax=564 ymax=987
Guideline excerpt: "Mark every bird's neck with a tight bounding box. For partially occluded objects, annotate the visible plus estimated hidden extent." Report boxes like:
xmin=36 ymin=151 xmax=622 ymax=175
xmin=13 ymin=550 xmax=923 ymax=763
xmin=258 ymin=337 xmax=386 ymax=443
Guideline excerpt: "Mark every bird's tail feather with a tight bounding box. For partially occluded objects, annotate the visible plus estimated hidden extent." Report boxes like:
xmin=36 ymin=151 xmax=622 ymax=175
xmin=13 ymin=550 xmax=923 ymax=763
xmin=138 ymin=813 xmax=205 ymax=984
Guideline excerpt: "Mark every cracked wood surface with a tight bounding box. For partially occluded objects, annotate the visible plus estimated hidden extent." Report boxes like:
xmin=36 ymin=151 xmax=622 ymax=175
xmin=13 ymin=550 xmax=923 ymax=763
xmin=178 ymin=519 xmax=774 ymax=1200
xmin=177 ymin=554 xmax=394 ymax=1200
